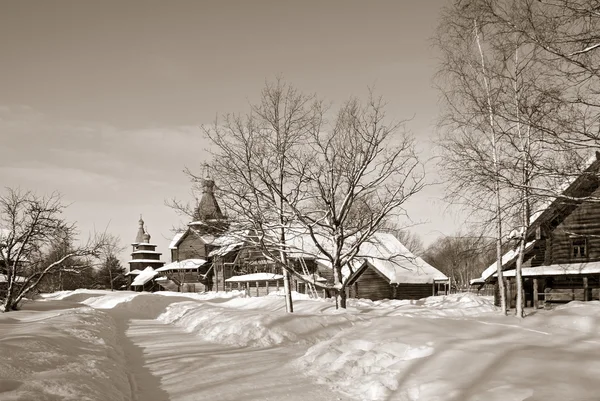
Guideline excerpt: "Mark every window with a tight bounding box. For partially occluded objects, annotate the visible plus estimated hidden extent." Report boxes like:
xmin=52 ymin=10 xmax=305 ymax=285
xmin=572 ymin=238 xmax=587 ymax=258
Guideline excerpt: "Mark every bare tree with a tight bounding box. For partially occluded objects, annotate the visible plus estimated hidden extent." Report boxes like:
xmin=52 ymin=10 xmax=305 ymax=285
xmin=423 ymin=234 xmax=496 ymax=291
xmin=282 ymin=95 xmax=424 ymax=309
xmin=436 ymin=3 xmax=513 ymax=314
xmin=388 ymin=229 xmax=425 ymax=256
xmin=198 ymin=79 xmax=324 ymax=312
xmin=0 ymin=188 xmax=112 ymax=312
xmin=195 ymin=81 xmax=425 ymax=310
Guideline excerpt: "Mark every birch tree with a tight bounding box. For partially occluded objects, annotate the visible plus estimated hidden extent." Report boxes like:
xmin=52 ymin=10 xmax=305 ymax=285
xmin=436 ymin=4 xmax=510 ymax=313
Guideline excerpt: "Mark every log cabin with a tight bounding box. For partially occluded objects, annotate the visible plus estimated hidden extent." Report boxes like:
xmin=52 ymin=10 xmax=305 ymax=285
xmin=472 ymin=153 xmax=600 ymax=307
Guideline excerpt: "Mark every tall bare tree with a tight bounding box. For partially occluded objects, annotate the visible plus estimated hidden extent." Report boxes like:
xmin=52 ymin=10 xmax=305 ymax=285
xmin=0 ymin=188 xmax=112 ymax=312
xmin=194 ymin=81 xmax=425 ymax=310
xmin=198 ymin=79 xmax=324 ymax=312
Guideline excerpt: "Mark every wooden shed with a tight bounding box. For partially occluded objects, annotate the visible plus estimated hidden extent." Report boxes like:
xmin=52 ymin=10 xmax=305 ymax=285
xmin=344 ymin=233 xmax=448 ymax=301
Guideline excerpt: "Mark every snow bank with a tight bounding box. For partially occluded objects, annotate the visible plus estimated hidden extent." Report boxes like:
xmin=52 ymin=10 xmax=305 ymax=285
xmin=344 ymin=292 xmax=498 ymax=318
xmin=527 ymin=300 xmax=600 ymax=334
xmin=157 ymin=298 xmax=363 ymax=347
xmin=0 ymin=305 xmax=130 ymax=401
xmin=297 ymin=330 xmax=434 ymax=401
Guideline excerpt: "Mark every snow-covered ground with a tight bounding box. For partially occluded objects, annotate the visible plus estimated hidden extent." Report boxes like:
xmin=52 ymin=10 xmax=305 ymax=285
xmin=2 ymin=290 xmax=600 ymax=401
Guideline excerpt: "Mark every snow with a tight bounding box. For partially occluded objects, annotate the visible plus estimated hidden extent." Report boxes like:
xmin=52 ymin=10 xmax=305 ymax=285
xmin=169 ymin=231 xmax=185 ymax=249
xmin=225 ymin=272 xmax=284 ymax=282
xmin=477 ymin=241 xmax=536 ymax=282
xmin=125 ymin=268 xmax=142 ymax=275
xmin=358 ymin=232 xmax=448 ymax=284
xmin=4 ymin=290 xmax=600 ymax=401
xmin=130 ymin=266 xmax=158 ymax=286
xmin=156 ymin=258 xmax=206 ymax=272
xmin=130 ymin=250 xmax=162 ymax=255
xmin=127 ymin=258 xmax=164 ymax=264
xmin=500 ymin=261 xmax=600 ymax=277
xmin=299 ymin=273 xmax=328 ymax=282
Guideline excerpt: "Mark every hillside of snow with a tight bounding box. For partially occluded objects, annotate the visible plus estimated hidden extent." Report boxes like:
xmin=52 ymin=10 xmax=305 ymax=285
xmin=2 ymin=290 xmax=600 ymax=400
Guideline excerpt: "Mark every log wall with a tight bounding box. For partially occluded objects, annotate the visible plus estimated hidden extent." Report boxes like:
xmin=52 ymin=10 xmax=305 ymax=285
xmin=549 ymin=186 xmax=600 ymax=265
xmin=395 ymin=284 xmax=434 ymax=300
xmin=177 ymin=234 xmax=207 ymax=260
xmin=351 ymin=266 xmax=393 ymax=300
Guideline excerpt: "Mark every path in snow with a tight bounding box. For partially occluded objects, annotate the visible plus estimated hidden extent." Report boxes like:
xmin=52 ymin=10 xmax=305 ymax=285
xmin=107 ymin=309 xmax=349 ymax=401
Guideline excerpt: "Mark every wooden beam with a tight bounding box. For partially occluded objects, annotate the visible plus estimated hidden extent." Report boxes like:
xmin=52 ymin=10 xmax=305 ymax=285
xmin=256 ymin=281 xmax=259 ymax=297
xmin=533 ymin=278 xmax=539 ymax=309
xmin=583 ymin=277 xmax=590 ymax=302
xmin=266 ymin=280 xmax=269 ymax=295
xmin=506 ymin=277 xmax=512 ymax=310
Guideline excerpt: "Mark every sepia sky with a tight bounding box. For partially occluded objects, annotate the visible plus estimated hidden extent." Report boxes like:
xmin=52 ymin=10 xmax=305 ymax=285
xmin=0 ymin=0 xmax=466 ymax=262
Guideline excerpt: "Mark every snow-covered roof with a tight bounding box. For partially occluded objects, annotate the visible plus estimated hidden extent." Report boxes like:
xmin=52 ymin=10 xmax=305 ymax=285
xmin=225 ymin=273 xmax=284 ymax=282
xmin=131 ymin=250 xmax=162 ymax=255
xmin=130 ymin=267 xmax=158 ymax=286
xmin=357 ymin=233 xmax=448 ymax=284
xmin=299 ymin=273 xmax=328 ymax=283
xmin=169 ymin=232 xmax=185 ymax=249
xmin=156 ymin=259 xmax=206 ymax=272
xmin=127 ymin=259 xmax=165 ymax=264
xmin=499 ymin=261 xmax=600 ymax=277
xmin=478 ymin=241 xmax=536 ymax=282
xmin=134 ymin=243 xmax=158 ymax=247
xmin=529 ymin=152 xmax=600 ymax=226
xmin=126 ymin=269 xmax=143 ymax=276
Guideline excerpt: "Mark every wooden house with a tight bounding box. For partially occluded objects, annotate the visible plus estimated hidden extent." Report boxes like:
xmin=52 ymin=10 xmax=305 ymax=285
xmin=472 ymin=153 xmax=600 ymax=307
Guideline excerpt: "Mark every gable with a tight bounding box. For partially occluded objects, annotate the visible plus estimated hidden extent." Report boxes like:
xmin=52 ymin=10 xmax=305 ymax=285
xmin=528 ymin=155 xmax=600 ymax=240
xmin=177 ymin=230 xmax=208 ymax=260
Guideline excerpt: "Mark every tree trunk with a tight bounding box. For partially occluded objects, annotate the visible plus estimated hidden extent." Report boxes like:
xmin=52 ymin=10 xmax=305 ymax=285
xmin=282 ymin=267 xmax=293 ymax=313
xmin=496 ymin=219 xmax=507 ymax=315
xmin=515 ymin=236 xmax=526 ymax=318
xmin=339 ymin=286 xmax=347 ymax=309
xmin=474 ymin=17 xmax=507 ymax=315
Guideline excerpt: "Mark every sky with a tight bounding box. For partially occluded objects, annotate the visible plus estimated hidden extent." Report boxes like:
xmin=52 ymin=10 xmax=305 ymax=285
xmin=0 ymin=0 xmax=466 ymax=264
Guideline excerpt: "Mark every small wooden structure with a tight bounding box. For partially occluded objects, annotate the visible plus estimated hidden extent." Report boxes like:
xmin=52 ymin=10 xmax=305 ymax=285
xmin=225 ymin=273 xmax=283 ymax=296
xmin=344 ymin=233 xmax=448 ymax=301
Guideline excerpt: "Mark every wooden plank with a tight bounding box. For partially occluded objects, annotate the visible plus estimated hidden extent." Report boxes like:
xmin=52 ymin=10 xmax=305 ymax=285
xmin=533 ymin=278 xmax=539 ymax=309
xmin=506 ymin=277 xmax=512 ymax=310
